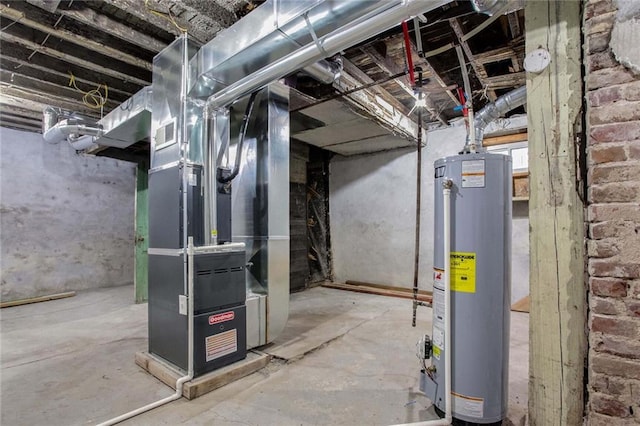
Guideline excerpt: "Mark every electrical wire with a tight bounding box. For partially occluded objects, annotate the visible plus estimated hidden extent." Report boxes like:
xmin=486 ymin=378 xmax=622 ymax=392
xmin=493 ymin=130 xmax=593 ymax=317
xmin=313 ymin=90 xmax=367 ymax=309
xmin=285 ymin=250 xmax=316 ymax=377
xmin=144 ymin=0 xmax=187 ymax=34
xmin=68 ymin=72 xmax=109 ymax=110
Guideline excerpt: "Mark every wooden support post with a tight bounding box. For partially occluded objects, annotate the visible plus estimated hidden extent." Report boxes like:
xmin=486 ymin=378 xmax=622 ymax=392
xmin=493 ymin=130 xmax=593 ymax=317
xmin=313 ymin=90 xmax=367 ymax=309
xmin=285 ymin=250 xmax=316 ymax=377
xmin=525 ymin=1 xmax=585 ymax=425
xmin=134 ymin=161 xmax=149 ymax=304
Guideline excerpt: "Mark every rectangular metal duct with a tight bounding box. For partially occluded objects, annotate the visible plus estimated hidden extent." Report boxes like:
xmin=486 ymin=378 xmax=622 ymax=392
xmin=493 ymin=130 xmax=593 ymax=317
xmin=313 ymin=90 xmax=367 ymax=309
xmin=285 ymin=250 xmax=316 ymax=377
xmin=94 ymin=86 xmax=152 ymax=148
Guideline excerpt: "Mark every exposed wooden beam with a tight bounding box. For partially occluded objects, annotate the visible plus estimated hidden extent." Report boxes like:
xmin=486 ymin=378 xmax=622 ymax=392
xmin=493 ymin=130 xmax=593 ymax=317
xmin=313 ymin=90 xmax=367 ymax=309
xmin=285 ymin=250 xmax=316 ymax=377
xmin=58 ymin=7 xmax=166 ymax=53
xmin=482 ymin=131 xmax=528 ymax=147
xmin=360 ymin=46 xmax=447 ymax=126
xmin=1 ymin=95 xmax=58 ymax=114
xmin=0 ymin=5 xmax=152 ymax=71
xmin=333 ymin=60 xmax=421 ymax=142
xmin=526 ymin=0 xmax=585 ymax=424
xmin=0 ymin=56 xmax=134 ymax=99
xmin=0 ymin=114 xmax=41 ymax=127
xmin=0 ymin=32 xmax=150 ymax=86
xmin=101 ymin=0 xmax=182 ymax=37
xmin=341 ymin=57 xmax=413 ymax=119
xmin=384 ymin=34 xmax=461 ymax=108
xmin=1 ymin=45 xmax=140 ymax=97
xmin=449 ymin=18 xmax=497 ymax=101
xmin=0 ymin=119 xmax=40 ymax=132
xmin=100 ymin=0 xmax=217 ymax=44
xmin=474 ymin=46 xmax=521 ymax=65
xmin=0 ymin=70 xmax=120 ymax=110
xmin=0 ymin=104 xmax=43 ymax=121
xmin=507 ymin=11 xmax=522 ymax=38
xmin=484 ymin=72 xmax=526 ymax=90
xmin=408 ymin=42 xmax=462 ymax=108
xmin=0 ymin=88 xmax=102 ymax=117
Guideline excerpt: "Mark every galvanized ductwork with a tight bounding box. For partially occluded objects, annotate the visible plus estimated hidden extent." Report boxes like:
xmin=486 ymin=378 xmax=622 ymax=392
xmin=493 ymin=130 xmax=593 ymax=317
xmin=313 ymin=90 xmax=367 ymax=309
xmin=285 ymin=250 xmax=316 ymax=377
xmin=192 ymin=0 xmax=453 ymax=106
xmin=465 ymin=85 xmax=527 ymax=151
xmin=42 ymin=87 xmax=152 ymax=151
xmin=471 ymin=0 xmax=525 ymax=15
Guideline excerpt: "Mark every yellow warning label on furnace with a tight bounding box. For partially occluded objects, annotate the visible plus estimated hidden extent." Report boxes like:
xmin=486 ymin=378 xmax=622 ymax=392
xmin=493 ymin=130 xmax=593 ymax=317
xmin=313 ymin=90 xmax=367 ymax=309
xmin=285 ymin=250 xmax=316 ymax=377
xmin=450 ymin=252 xmax=476 ymax=293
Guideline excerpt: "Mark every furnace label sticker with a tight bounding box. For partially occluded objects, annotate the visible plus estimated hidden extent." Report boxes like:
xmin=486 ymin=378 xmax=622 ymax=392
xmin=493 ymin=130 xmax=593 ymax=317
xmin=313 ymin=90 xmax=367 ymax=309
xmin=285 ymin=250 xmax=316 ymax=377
xmin=461 ymin=160 xmax=485 ymax=188
xmin=452 ymin=391 xmax=484 ymax=418
xmin=205 ymin=329 xmax=237 ymax=362
xmin=450 ymin=252 xmax=476 ymax=293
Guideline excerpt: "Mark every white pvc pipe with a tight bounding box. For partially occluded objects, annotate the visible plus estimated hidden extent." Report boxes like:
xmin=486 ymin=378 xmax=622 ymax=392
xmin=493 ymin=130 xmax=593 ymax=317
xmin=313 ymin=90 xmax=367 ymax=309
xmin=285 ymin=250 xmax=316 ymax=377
xmin=96 ymin=238 xmax=195 ymax=426
xmin=392 ymin=183 xmax=453 ymax=426
xmin=442 ymin=183 xmax=453 ymax=425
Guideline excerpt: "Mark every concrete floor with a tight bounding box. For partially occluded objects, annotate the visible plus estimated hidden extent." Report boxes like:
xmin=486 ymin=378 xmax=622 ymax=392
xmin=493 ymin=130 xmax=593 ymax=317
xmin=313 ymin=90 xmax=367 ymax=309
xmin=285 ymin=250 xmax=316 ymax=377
xmin=1 ymin=285 xmax=528 ymax=426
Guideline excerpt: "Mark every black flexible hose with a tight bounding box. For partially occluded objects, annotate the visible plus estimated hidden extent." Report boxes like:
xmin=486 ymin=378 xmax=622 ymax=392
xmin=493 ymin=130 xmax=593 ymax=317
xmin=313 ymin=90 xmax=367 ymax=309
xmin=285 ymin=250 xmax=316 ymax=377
xmin=217 ymin=91 xmax=259 ymax=184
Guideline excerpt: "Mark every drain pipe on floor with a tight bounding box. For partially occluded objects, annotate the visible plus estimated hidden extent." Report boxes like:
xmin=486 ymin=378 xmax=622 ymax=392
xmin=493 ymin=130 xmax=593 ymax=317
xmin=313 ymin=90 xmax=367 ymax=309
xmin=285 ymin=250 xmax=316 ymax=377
xmin=393 ymin=181 xmax=453 ymax=426
xmin=96 ymin=237 xmax=195 ymax=426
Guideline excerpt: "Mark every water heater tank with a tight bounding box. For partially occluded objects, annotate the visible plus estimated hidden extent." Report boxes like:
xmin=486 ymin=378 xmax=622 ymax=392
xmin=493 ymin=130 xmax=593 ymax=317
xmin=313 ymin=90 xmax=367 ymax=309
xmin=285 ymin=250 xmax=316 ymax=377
xmin=423 ymin=152 xmax=512 ymax=424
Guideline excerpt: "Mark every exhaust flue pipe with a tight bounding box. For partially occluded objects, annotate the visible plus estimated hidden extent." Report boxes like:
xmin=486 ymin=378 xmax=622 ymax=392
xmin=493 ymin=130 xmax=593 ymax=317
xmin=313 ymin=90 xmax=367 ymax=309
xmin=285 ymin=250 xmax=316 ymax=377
xmin=465 ymin=85 xmax=526 ymax=151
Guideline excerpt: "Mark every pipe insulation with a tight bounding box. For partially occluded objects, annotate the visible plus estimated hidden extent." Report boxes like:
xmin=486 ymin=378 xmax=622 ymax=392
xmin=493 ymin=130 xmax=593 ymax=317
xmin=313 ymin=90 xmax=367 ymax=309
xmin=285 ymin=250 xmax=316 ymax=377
xmin=466 ymin=85 xmax=526 ymax=150
xmin=206 ymin=0 xmax=453 ymax=108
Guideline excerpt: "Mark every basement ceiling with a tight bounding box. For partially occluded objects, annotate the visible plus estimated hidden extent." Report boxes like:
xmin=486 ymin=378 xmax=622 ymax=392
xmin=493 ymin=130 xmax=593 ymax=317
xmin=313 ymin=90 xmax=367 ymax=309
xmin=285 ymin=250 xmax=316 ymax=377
xmin=0 ymin=0 xmax=525 ymax=159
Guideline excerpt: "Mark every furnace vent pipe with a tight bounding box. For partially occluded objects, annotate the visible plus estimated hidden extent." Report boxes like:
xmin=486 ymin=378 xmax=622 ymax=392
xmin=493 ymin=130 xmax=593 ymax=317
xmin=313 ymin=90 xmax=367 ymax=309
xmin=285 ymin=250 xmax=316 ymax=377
xmin=465 ymin=85 xmax=526 ymax=151
xmin=206 ymin=0 xmax=452 ymax=109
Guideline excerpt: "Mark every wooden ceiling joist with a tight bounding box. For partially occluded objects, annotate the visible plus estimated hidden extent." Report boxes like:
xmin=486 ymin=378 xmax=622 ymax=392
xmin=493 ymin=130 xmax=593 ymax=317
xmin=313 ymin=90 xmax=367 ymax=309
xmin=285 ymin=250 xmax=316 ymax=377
xmin=100 ymin=0 xmax=217 ymax=44
xmin=449 ymin=18 xmax=497 ymax=102
xmin=0 ymin=119 xmax=41 ymax=133
xmin=0 ymin=114 xmax=42 ymax=128
xmin=484 ymin=72 xmax=525 ymax=90
xmin=58 ymin=7 xmax=166 ymax=53
xmin=0 ymin=88 xmax=102 ymax=118
xmin=0 ymin=104 xmax=43 ymax=121
xmin=341 ymin=58 xmax=413 ymax=119
xmin=0 ymin=70 xmax=120 ymax=110
xmin=360 ymin=45 xmax=447 ymax=126
xmin=0 ymin=57 xmax=135 ymax=100
xmin=1 ymin=44 xmax=142 ymax=96
xmin=0 ymin=5 xmax=152 ymax=71
xmin=0 ymin=32 xmax=150 ymax=87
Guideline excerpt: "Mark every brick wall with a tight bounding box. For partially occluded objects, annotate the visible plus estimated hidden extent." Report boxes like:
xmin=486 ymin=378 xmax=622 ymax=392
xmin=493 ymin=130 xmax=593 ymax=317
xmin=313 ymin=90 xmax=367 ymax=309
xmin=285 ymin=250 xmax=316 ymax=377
xmin=586 ymin=0 xmax=640 ymax=424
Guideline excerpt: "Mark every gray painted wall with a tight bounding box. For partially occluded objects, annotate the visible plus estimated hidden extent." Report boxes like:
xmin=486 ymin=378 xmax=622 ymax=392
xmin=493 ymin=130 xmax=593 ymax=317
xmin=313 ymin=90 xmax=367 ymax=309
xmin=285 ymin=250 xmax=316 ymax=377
xmin=1 ymin=127 xmax=136 ymax=302
xmin=329 ymin=122 xmax=529 ymax=303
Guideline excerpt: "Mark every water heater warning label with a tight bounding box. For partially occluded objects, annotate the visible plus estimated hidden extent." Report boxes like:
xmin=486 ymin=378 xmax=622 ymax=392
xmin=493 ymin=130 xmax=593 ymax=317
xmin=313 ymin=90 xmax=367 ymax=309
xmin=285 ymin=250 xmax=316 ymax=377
xmin=461 ymin=160 xmax=485 ymax=188
xmin=452 ymin=391 xmax=484 ymax=418
xmin=205 ymin=329 xmax=237 ymax=362
xmin=450 ymin=252 xmax=476 ymax=293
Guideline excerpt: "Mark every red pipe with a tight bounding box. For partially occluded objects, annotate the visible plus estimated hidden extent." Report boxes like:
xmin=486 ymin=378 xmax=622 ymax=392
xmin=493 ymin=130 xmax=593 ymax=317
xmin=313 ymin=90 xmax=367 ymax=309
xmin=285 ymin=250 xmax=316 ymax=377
xmin=402 ymin=21 xmax=415 ymax=87
xmin=457 ymin=87 xmax=468 ymax=117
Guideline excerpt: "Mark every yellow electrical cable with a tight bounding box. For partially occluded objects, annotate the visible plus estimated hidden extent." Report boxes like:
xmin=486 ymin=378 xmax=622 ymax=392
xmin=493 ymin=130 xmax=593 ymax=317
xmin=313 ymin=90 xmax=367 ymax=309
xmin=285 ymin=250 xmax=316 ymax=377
xmin=145 ymin=0 xmax=187 ymax=34
xmin=68 ymin=73 xmax=108 ymax=109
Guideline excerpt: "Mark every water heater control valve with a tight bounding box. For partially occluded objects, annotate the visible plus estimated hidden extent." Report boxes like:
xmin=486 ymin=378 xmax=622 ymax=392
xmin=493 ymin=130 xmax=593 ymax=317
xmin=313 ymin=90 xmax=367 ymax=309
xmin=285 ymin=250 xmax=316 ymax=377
xmin=417 ymin=334 xmax=432 ymax=360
